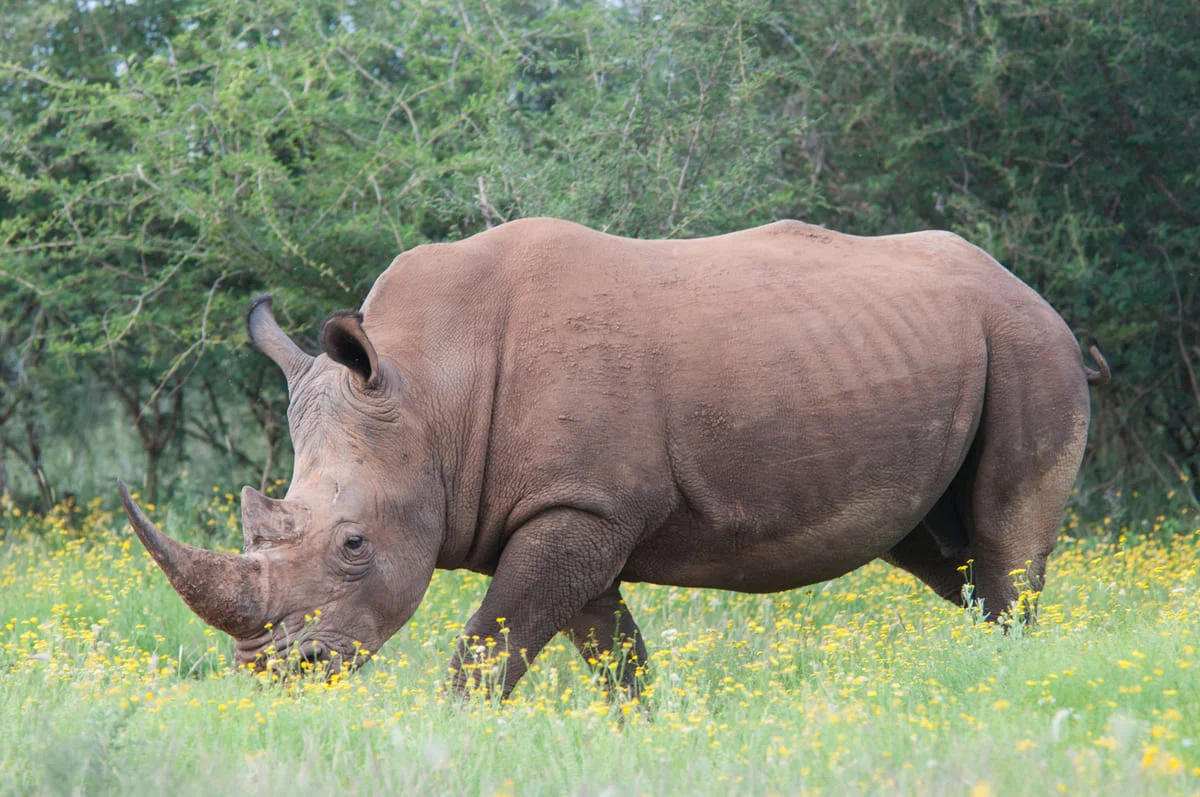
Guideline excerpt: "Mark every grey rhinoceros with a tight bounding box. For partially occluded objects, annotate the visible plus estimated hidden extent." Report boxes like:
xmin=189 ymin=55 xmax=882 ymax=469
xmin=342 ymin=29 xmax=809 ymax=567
xmin=118 ymin=217 xmax=1109 ymax=698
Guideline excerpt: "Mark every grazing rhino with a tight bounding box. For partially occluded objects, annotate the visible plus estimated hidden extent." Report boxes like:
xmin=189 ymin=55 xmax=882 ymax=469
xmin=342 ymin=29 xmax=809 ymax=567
xmin=118 ymin=217 xmax=1109 ymax=698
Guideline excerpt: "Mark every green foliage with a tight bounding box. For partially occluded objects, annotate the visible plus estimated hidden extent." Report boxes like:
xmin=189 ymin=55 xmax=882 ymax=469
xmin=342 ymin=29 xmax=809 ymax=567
xmin=0 ymin=0 xmax=1196 ymax=515
xmin=483 ymin=1 xmax=806 ymax=235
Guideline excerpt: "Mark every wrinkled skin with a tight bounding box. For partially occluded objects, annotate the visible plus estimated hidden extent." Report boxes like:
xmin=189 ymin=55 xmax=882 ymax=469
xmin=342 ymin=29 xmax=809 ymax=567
xmin=119 ymin=218 xmax=1109 ymax=697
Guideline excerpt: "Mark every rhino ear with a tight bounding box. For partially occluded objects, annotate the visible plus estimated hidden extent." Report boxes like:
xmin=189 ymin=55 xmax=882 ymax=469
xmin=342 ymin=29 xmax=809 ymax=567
xmin=321 ymin=311 xmax=379 ymax=388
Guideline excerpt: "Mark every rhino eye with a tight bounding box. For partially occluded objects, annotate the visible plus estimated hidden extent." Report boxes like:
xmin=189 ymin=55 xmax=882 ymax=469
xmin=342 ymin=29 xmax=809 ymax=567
xmin=344 ymin=535 xmax=364 ymax=550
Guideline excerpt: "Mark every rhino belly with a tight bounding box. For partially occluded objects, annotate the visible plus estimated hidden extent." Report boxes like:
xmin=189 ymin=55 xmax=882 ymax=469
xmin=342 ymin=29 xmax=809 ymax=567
xmin=622 ymin=509 xmax=922 ymax=593
xmin=620 ymin=356 xmax=986 ymax=593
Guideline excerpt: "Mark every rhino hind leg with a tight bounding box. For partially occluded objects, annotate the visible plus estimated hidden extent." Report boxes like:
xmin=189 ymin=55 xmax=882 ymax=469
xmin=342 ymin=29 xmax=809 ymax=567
xmin=921 ymin=487 xmax=970 ymax=557
xmin=886 ymin=404 xmax=1088 ymax=623
xmin=914 ymin=346 xmax=1093 ymax=623
xmin=958 ymin=451 xmax=1084 ymax=624
xmin=882 ymin=489 xmax=972 ymax=606
xmin=885 ymin=463 xmax=1069 ymax=622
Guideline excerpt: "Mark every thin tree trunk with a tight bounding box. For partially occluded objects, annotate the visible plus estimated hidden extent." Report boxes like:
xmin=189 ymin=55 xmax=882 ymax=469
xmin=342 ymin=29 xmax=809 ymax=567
xmin=144 ymin=446 xmax=159 ymax=505
xmin=26 ymin=421 xmax=54 ymax=512
xmin=259 ymin=433 xmax=276 ymax=494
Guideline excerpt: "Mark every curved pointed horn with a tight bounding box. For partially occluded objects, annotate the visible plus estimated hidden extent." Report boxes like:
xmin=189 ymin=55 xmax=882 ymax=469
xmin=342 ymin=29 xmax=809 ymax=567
xmin=117 ymin=479 xmax=269 ymax=639
xmin=247 ymin=295 xmax=314 ymax=389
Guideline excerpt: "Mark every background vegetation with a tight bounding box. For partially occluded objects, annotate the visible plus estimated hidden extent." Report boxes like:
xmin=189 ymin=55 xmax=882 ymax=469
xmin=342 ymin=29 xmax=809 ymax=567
xmin=1 ymin=0 xmax=1198 ymax=518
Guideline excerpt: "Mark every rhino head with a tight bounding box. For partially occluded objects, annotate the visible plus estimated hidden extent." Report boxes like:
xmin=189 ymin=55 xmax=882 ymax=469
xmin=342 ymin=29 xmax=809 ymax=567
xmin=119 ymin=296 xmax=442 ymax=673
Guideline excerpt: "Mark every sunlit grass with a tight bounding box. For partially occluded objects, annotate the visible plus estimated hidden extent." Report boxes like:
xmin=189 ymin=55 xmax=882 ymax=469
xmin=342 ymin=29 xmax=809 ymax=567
xmin=1 ymin=490 xmax=1198 ymax=795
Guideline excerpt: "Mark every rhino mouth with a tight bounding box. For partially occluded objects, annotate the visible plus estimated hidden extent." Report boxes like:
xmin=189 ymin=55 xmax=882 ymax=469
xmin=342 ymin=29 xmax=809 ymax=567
xmin=236 ymin=634 xmax=370 ymax=678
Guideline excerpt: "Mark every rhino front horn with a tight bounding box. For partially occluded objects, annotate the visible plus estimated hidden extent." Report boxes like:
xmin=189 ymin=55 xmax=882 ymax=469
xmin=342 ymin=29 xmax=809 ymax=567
xmin=117 ymin=479 xmax=269 ymax=639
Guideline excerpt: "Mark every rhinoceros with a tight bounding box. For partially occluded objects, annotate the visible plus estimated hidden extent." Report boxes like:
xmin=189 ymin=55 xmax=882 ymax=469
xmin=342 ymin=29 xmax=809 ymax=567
xmin=118 ymin=217 xmax=1109 ymax=698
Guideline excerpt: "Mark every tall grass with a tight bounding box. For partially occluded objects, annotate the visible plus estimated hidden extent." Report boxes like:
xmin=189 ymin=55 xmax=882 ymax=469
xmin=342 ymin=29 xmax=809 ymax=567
xmin=2 ymin=492 xmax=1198 ymax=795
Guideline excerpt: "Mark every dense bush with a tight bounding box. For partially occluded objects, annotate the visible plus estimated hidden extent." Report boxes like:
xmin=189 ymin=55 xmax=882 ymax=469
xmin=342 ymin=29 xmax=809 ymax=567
xmin=1 ymin=0 xmax=1196 ymax=518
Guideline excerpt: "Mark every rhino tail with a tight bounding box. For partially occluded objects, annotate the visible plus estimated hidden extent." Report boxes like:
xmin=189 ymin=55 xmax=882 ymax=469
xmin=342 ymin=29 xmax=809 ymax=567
xmin=1084 ymin=344 xmax=1111 ymax=386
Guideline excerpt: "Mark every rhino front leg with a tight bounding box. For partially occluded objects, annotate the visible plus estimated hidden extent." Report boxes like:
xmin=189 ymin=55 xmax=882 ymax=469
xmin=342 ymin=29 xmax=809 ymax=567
xmin=562 ymin=582 xmax=649 ymax=703
xmin=448 ymin=507 xmax=636 ymax=699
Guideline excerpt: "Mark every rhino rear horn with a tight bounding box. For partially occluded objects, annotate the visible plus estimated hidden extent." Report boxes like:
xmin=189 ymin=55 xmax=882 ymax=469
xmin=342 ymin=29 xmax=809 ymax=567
xmin=117 ymin=479 xmax=269 ymax=639
xmin=240 ymin=486 xmax=308 ymax=550
xmin=247 ymin=295 xmax=315 ymax=390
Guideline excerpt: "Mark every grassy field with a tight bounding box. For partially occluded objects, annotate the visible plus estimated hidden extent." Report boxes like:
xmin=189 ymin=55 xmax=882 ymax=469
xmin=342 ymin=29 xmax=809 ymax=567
xmin=2 ymin=491 xmax=1198 ymax=796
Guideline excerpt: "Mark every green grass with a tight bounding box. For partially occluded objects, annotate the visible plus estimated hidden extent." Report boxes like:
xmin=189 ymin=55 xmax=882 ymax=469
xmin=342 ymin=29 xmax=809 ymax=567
xmin=2 ymin=494 xmax=1199 ymax=795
